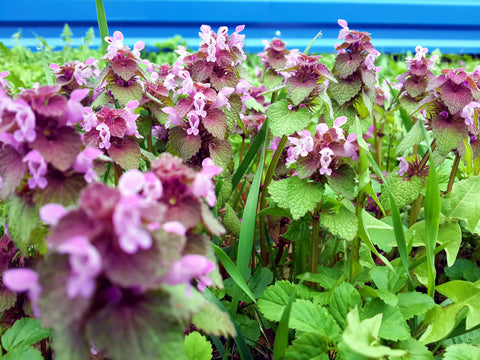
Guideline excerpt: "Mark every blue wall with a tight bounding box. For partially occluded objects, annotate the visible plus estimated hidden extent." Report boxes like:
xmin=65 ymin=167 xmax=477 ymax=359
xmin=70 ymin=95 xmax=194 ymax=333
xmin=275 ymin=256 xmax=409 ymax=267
xmin=1 ymin=0 xmax=480 ymax=53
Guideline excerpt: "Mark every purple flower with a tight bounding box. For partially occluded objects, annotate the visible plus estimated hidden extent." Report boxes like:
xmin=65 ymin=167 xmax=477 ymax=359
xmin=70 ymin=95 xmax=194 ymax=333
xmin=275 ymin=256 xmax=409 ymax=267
xmin=143 ymin=172 xmax=163 ymax=201
xmin=162 ymin=221 xmax=186 ymax=236
xmin=23 ymin=150 xmax=48 ymax=189
xmin=57 ymin=235 xmax=102 ymax=298
xmin=96 ymin=123 xmax=111 ymax=150
xmin=113 ymin=195 xmax=152 ymax=254
xmin=186 ymin=112 xmax=200 ymax=136
xmin=161 ymin=254 xmax=215 ymax=295
xmin=191 ymin=158 xmax=222 ymax=206
xmin=286 ymin=130 xmax=314 ymax=166
xmin=74 ymin=147 xmax=103 ymax=183
xmin=9 ymin=99 xmax=36 ymax=143
xmin=396 ymin=157 xmax=409 ymax=176
xmin=319 ymin=148 xmax=334 ymax=176
xmin=82 ymin=107 xmax=99 ymax=132
xmin=40 ymin=203 xmax=67 ymax=226
xmin=118 ymin=169 xmax=145 ymax=196
xmin=61 ymin=88 xmax=89 ymax=126
xmin=3 ymin=268 xmax=42 ymax=316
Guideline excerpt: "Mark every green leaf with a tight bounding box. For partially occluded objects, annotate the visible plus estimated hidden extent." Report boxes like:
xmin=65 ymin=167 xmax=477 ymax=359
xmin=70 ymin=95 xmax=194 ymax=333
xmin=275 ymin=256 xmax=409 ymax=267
xmin=362 ymin=298 xmax=411 ymax=341
xmin=192 ymin=302 xmax=237 ymax=338
xmin=244 ymin=97 xmax=265 ymax=113
xmin=2 ymin=318 xmax=50 ymax=351
xmin=328 ymin=164 xmax=357 ymax=200
xmin=395 ymin=120 xmax=423 ymax=155
xmin=328 ymin=282 xmax=362 ymax=329
xmin=408 ymin=221 xmax=462 ymax=267
xmin=329 ymin=77 xmax=362 ymax=106
xmin=370 ymin=265 xmax=407 ymax=293
xmin=380 ymin=174 xmax=423 ymax=211
xmin=285 ymin=76 xmax=317 ymax=106
xmin=209 ymin=139 xmax=233 ymax=169
xmin=397 ymin=292 xmax=435 ymax=319
xmin=232 ymin=314 xmax=260 ymax=346
xmin=320 ymin=205 xmax=358 ymax=241
xmin=168 ymin=127 xmax=201 ymax=161
xmin=258 ymin=281 xmax=296 ymax=322
xmin=2 ymin=347 xmax=44 ymax=360
xmin=110 ymin=82 xmax=143 ymax=106
xmin=390 ymin=338 xmax=433 ymax=360
xmin=290 ymin=299 xmax=342 ymax=342
xmin=421 ymin=280 xmax=480 ymax=344
xmin=6 ymin=196 xmax=42 ymax=255
xmin=342 ymin=307 xmax=407 ymax=358
xmin=269 ymin=176 xmax=324 ymax=220
xmin=441 ymin=176 xmax=480 ymax=234
xmin=284 ymin=332 xmax=329 ymax=360
xmin=107 ymin=137 xmax=141 ymax=170
xmin=184 ymin=332 xmax=212 ymax=360
xmin=273 ymin=285 xmax=296 ymax=360
xmin=267 ymin=99 xmax=311 ymax=137
xmin=443 ymin=344 xmax=480 ymax=360
xmin=361 ymin=210 xmax=395 ymax=252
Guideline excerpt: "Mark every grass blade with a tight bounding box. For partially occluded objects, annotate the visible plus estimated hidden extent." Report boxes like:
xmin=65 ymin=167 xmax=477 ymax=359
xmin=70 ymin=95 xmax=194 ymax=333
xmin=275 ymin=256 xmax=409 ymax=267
xmin=203 ymin=289 xmax=253 ymax=360
xmin=213 ymin=244 xmax=256 ymax=304
xmin=95 ymin=0 xmax=110 ymax=53
xmin=272 ymin=291 xmax=295 ymax=360
xmin=354 ymin=118 xmax=412 ymax=289
xmin=420 ymin=123 xmax=440 ymax=297
xmin=231 ymin=120 xmax=268 ymax=190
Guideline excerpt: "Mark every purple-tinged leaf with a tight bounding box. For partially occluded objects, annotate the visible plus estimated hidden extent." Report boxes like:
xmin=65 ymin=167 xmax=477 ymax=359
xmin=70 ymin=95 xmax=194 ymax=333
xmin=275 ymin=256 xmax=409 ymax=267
xmin=268 ymin=51 xmax=287 ymax=70
xmin=95 ymin=234 xmax=163 ymax=289
xmin=37 ymin=254 xmax=91 ymax=327
xmin=163 ymin=195 xmax=202 ymax=230
xmin=405 ymin=77 xmax=428 ymax=98
xmin=110 ymin=82 xmax=143 ymax=106
xmin=361 ymin=68 xmax=377 ymax=91
xmin=46 ymin=209 xmax=102 ymax=247
xmin=209 ymin=139 xmax=232 ymax=169
xmin=328 ymin=164 xmax=356 ymax=200
xmin=103 ymin=116 xmax=127 ymax=138
xmin=432 ymin=117 xmax=468 ymax=155
xmin=335 ymin=53 xmax=363 ymax=79
xmin=32 ymin=127 xmax=83 ymax=172
xmin=191 ymin=60 xmax=214 ymax=82
xmin=426 ymin=74 xmax=447 ymax=92
xmin=80 ymin=183 xmax=121 ymax=220
xmin=440 ymin=82 xmax=472 ymax=115
xmin=285 ymin=76 xmax=317 ymax=106
xmin=31 ymin=94 xmax=66 ymax=119
xmin=210 ymin=70 xmax=238 ymax=91
xmin=168 ymin=127 xmax=201 ymax=161
xmin=175 ymin=98 xmax=193 ymax=118
xmin=328 ymin=77 xmax=362 ymax=106
xmin=107 ymin=137 xmax=141 ymax=170
xmin=33 ymin=173 xmax=86 ymax=207
xmin=83 ymin=130 xmax=100 ymax=148
xmin=0 ymin=145 xmax=26 ymax=200
xmin=203 ymin=108 xmax=227 ymax=139
xmin=86 ymin=291 xmax=179 ymax=360
xmin=111 ymin=57 xmax=138 ymax=81
xmin=0 ymin=283 xmax=17 ymax=312
xmin=409 ymin=62 xmax=428 ymax=77
xmin=295 ymin=155 xmax=320 ymax=179
xmin=50 ymin=324 xmax=90 ymax=360
xmin=216 ymin=49 xmax=234 ymax=68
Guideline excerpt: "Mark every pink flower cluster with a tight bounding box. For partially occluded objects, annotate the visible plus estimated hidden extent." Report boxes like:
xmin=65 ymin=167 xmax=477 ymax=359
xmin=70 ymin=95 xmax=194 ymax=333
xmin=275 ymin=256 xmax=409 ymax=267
xmin=286 ymin=116 xmax=358 ymax=177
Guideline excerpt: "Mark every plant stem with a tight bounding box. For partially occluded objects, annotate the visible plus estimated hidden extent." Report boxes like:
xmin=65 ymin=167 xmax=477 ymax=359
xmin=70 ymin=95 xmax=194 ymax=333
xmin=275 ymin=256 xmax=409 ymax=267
xmin=310 ymin=203 xmax=322 ymax=274
xmin=373 ymin=115 xmax=382 ymax=168
xmin=418 ymin=139 xmax=436 ymax=171
xmin=409 ymin=194 xmax=424 ymax=227
xmin=113 ymin=163 xmax=122 ymax=186
xmin=259 ymin=135 xmax=287 ymax=265
xmin=147 ymin=132 xmax=153 ymax=153
xmin=446 ymin=153 xmax=461 ymax=195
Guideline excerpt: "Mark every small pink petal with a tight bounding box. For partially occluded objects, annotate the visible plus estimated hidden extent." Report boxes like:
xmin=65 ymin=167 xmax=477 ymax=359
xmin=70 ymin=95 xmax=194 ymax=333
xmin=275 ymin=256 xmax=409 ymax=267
xmin=40 ymin=203 xmax=67 ymax=226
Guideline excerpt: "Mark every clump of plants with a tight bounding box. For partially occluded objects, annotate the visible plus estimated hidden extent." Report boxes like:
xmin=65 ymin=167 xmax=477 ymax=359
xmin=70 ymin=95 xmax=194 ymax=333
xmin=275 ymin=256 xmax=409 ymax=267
xmin=0 ymin=10 xmax=479 ymax=360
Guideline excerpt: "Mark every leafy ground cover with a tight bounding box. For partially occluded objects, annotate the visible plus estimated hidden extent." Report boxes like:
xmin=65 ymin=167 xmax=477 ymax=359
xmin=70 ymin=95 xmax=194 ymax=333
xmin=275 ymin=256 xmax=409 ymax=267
xmin=0 ymin=14 xmax=480 ymax=360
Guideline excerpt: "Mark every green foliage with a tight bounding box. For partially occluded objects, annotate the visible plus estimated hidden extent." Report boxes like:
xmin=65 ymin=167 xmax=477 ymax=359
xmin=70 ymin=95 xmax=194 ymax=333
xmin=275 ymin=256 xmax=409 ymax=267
xmin=184 ymin=332 xmax=212 ymax=360
xmin=267 ymin=99 xmax=311 ymax=137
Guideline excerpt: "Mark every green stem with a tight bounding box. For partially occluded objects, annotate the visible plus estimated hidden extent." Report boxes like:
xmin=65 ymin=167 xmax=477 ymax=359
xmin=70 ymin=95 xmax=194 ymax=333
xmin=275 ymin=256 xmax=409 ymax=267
xmin=113 ymin=163 xmax=122 ymax=186
xmin=310 ymin=203 xmax=322 ymax=275
xmin=373 ymin=115 xmax=382 ymax=168
xmin=418 ymin=139 xmax=436 ymax=171
xmin=446 ymin=153 xmax=461 ymax=195
xmin=409 ymin=194 xmax=424 ymax=227
xmin=259 ymin=135 xmax=288 ymax=265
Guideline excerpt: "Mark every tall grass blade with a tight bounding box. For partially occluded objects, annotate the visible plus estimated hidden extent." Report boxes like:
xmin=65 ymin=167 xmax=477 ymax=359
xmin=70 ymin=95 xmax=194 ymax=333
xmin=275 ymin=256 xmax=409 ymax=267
xmin=95 ymin=0 xmax=110 ymax=53
xmin=420 ymin=123 xmax=440 ymax=297
xmin=303 ymin=31 xmax=322 ymax=54
xmin=272 ymin=291 xmax=295 ymax=360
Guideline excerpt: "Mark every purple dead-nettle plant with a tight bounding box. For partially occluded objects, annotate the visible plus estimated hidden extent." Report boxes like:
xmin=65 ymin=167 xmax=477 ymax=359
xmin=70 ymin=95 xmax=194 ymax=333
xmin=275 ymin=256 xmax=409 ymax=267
xmin=94 ymin=31 xmax=147 ymax=107
xmin=329 ymin=19 xmax=380 ymax=121
xmin=2 ymin=153 xmax=225 ymax=359
xmin=83 ymin=100 xmax=143 ymax=170
xmin=257 ymin=38 xmax=290 ymax=89
xmin=396 ymin=46 xmax=438 ymax=112
xmin=286 ymin=116 xmax=359 ymax=179
xmin=0 ymin=85 xmax=102 ymax=205
xmin=421 ymin=67 xmax=480 ymax=155
xmin=50 ymin=57 xmax=100 ymax=94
